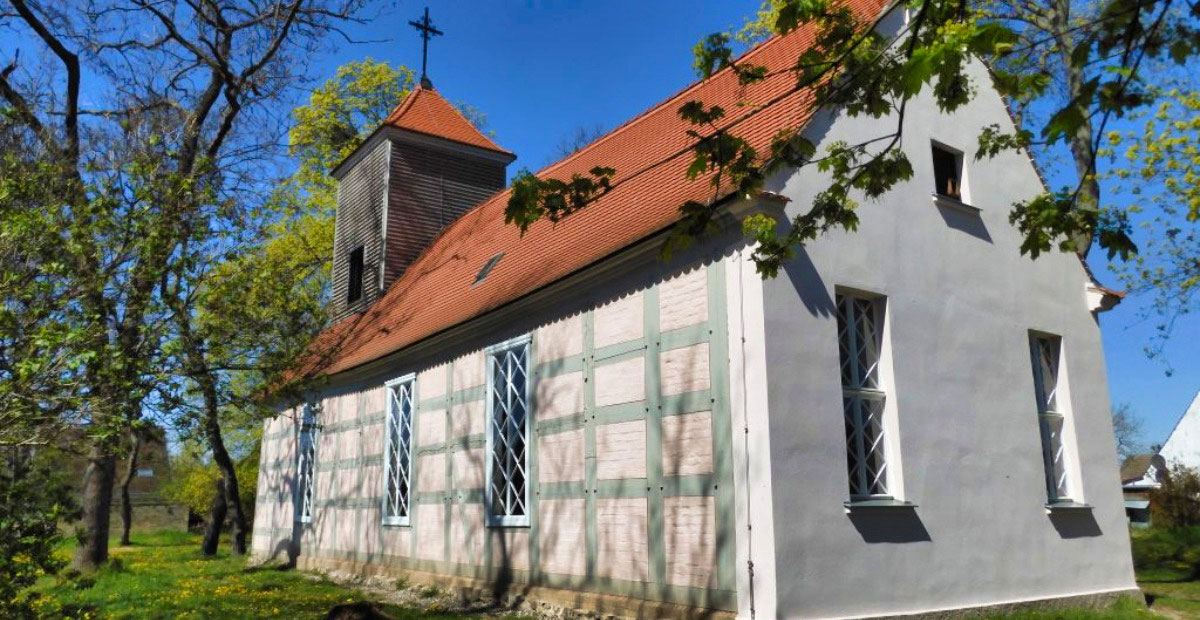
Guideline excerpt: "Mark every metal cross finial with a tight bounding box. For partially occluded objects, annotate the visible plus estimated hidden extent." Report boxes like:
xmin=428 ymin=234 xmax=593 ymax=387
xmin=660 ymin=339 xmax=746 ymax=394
xmin=408 ymin=7 xmax=443 ymax=88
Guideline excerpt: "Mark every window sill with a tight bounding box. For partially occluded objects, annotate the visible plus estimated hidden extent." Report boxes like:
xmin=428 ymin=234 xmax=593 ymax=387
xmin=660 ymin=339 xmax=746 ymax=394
xmin=381 ymin=517 xmax=410 ymax=527
xmin=931 ymin=193 xmax=980 ymax=215
xmin=486 ymin=517 xmax=531 ymax=528
xmin=844 ymin=498 xmax=918 ymax=513
xmin=1045 ymin=500 xmax=1092 ymax=514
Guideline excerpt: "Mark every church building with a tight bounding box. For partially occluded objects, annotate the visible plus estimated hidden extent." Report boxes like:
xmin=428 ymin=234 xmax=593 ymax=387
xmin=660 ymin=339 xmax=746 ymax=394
xmin=252 ymin=1 xmax=1139 ymax=617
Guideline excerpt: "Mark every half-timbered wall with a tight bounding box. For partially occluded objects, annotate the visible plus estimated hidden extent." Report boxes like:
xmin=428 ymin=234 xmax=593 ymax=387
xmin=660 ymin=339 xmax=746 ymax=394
xmin=254 ymin=259 xmax=738 ymax=613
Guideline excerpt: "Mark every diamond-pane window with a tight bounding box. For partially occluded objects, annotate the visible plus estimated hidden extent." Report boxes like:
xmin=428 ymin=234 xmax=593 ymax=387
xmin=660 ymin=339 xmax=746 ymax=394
xmin=383 ymin=375 xmax=415 ymax=526
xmin=295 ymin=404 xmax=319 ymax=523
xmin=1029 ymin=334 xmax=1071 ymax=502
xmin=837 ymin=293 xmax=891 ymax=499
xmin=486 ymin=336 xmax=531 ymax=526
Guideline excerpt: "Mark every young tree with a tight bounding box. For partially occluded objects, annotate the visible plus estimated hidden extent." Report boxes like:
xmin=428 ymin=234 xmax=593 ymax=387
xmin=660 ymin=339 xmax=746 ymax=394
xmin=156 ymin=58 xmax=417 ymax=555
xmin=0 ymin=0 xmax=366 ymax=571
xmin=505 ymin=0 xmax=1198 ymax=280
xmin=1112 ymin=402 xmax=1145 ymax=458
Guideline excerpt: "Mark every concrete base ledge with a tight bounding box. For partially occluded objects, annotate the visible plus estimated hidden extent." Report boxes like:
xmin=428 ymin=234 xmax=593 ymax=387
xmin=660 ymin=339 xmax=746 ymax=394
xmin=854 ymin=587 xmax=1144 ymax=620
xmin=296 ymin=555 xmax=734 ymax=620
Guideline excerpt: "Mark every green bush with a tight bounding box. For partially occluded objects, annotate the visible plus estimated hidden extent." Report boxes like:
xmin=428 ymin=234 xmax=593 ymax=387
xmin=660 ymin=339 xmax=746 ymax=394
xmin=1150 ymin=465 xmax=1200 ymax=528
xmin=0 ymin=451 xmax=78 ymax=619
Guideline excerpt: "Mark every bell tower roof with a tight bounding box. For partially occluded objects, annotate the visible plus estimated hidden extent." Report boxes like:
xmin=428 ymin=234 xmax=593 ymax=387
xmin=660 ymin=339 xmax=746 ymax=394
xmin=382 ymin=85 xmax=512 ymax=156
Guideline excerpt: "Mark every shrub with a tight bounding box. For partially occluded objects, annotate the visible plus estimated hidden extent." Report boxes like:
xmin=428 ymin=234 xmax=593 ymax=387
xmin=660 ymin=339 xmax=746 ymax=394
xmin=1150 ymin=465 xmax=1200 ymax=528
xmin=0 ymin=449 xmax=78 ymax=619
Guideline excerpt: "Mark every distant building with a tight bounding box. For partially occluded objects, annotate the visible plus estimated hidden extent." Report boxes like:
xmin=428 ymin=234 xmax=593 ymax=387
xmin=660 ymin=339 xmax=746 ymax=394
xmin=1119 ymin=453 xmax=1163 ymax=527
xmin=58 ymin=424 xmax=177 ymax=530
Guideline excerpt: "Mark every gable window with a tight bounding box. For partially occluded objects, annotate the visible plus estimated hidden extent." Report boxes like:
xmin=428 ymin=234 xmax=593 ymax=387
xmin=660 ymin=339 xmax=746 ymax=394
xmin=295 ymin=404 xmax=319 ymax=523
xmin=485 ymin=335 xmax=531 ymax=526
xmin=837 ymin=293 xmax=891 ymax=499
xmin=1029 ymin=334 xmax=1073 ymax=503
xmin=383 ymin=375 xmax=415 ymax=526
xmin=347 ymin=246 xmax=365 ymax=303
xmin=931 ymin=142 xmax=963 ymax=200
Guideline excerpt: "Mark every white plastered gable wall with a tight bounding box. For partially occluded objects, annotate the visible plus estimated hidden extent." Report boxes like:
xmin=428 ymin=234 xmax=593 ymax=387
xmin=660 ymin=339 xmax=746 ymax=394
xmin=748 ymin=5 xmax=1136 ymax=618
xmin=1159 ymin=391 xmax=1200 ymax=470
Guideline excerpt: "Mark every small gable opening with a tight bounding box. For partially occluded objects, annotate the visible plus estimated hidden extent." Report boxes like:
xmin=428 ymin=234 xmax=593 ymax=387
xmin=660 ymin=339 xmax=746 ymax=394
xmin=347 ymin=246 xmax=365 ymax=303
xmin=931 ymin=142 xmax=964 ymax=201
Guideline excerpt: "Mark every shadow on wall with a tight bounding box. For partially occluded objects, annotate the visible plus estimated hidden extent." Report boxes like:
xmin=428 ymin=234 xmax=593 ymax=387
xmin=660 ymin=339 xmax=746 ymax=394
xmin=1049 ymin=509 xmax=1102 ymax=539
xmin=935 ymin=202 xmax=993 ymax=243
xmin=784 ymin=248 xmax=836 ymax=319
xmin=847 ymin=509 xmax=931 ymax=544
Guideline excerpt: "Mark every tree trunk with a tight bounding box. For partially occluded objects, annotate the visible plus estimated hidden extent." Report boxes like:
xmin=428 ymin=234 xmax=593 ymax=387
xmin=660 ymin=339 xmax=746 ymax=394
xmin=1051 ymin=0 xmax=1100 ymax=258
xmin=73 ymin=444 xmax=116 ymax=571
xmin=119 ymin=431 xmax=141 ymax=546
xmin=196 ymin=367 xmax=248 ymax=555
xmin=201 ymin=477 xmax=227 ymax=556
xmin=206 ymin=413 xmax=248 ymax=555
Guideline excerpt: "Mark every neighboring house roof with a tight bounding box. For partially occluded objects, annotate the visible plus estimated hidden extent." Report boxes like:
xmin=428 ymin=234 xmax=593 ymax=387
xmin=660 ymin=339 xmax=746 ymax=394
xmin=1121 ymin=453 xmax=1165 ymax=490
xmin=298 ymin=0 xmax=900 ymax=379
xmin=1120 ymin=454 xmax=1156 ymax=483
xmin=381 ymin=85 xmax=512 ymax=155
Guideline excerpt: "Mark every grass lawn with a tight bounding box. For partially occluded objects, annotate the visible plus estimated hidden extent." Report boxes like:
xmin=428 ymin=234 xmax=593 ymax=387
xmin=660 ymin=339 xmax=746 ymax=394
xmin=28 ymin=528 xmax=1200 ymax=619
xmin=31 ymin=530 xmax=526 ymax=620
xmin=1137 ymin=567 xmax=1200 ymax=618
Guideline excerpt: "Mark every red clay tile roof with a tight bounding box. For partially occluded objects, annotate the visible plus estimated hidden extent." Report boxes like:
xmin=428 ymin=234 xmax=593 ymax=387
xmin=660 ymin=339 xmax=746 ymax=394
xmin=383 ymin=85 xmax=512 ymax=155
xmin=303 ymin=0 xmax=890 ymax=378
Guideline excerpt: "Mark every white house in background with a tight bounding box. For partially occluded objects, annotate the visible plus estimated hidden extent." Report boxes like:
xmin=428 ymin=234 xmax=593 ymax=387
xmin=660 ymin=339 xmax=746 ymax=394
xmin=252 ymin=0 xmax=1140 ymax=617
xmin=1159 ymin=391 xmax=1200 ymax=471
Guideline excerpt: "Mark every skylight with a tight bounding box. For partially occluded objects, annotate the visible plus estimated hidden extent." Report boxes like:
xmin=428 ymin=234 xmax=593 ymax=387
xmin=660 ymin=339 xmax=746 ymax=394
xmin=475 ymin=253 xmax=504 ymax=284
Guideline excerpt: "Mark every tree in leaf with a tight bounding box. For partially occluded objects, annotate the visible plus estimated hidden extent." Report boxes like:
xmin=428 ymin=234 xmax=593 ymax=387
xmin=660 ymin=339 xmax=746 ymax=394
xmin=0 ymin=0 xmax=366 ymax=570
xmin=505 ymin=0 xmax=1198 ymax=282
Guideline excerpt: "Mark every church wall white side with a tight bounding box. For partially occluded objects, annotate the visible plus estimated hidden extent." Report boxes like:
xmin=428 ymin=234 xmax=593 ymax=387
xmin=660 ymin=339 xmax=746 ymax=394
xmin=757 ymin=16 xmax=1137 ymax=618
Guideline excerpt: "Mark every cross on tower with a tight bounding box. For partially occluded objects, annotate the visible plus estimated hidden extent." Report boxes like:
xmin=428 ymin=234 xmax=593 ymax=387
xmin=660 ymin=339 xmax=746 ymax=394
xmin=408 ymin=7 xmax=443 ymax=89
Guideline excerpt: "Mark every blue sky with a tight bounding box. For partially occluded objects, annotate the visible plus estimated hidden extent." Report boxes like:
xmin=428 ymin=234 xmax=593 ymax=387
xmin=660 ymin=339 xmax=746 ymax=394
xmin=315 ymin=1 xmax=1197 ymax=448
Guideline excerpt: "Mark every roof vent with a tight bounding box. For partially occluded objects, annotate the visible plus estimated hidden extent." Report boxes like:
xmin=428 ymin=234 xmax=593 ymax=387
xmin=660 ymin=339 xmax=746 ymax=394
xmin=475 ymin=253 xmax=504 ymax=284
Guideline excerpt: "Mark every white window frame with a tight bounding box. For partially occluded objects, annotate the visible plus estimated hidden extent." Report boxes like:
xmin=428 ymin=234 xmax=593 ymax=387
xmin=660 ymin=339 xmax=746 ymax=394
xmin=295 ymin=403 xmax=320 ymax=524
xmin=382 ymin=373 xmax=416 ymax=526
xmin=485 ymin=334 xmax=533 ymax=527
xmin=1029 ymin=333 xmax=1077 ymax=503
xmin=837 ymin=292 xmax=895 ymax=501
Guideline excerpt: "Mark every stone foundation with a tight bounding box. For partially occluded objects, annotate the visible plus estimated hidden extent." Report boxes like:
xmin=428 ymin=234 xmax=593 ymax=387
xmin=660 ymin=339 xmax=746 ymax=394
xmin=296 ymin=554 xmax=734 ymax=620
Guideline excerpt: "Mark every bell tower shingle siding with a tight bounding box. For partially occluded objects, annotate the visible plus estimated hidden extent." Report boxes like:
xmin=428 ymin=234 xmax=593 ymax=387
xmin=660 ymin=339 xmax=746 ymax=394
xmin=330 ymin=86 xmax=514 ymax=319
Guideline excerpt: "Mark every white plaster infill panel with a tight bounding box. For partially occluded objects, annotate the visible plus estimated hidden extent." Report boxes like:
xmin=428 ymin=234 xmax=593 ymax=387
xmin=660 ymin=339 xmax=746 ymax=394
xmin=535 ymin=371 xmax=585 ymax=420
xmin=535 ymin=314 xmax=583 ymax=365
xmin=662 ymin=411 xmax=715 ymax=476
xmin=539 ymin=428 xmax=586 ymax=483
xmin=661 ymin=342 xmax=711 ymax=396
xmin=594 ymin=291 xmax=645 ymax=349
xmin=418 ymin=363 xmax=448 ymax=401
xmin=660 ymin=267 xmax=709 ymax=332
xmin=538 ymin=499 xmax=587 ymax=576
xmin=596 ymin=497 xmax=651 ymax=583
xmin=594 ymin=357 xmax=645 ymax=407
xmin=595 ymin=420 xmax=648 ymax=480
xmin=663 ymin=495 xmax=717 ymax=588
